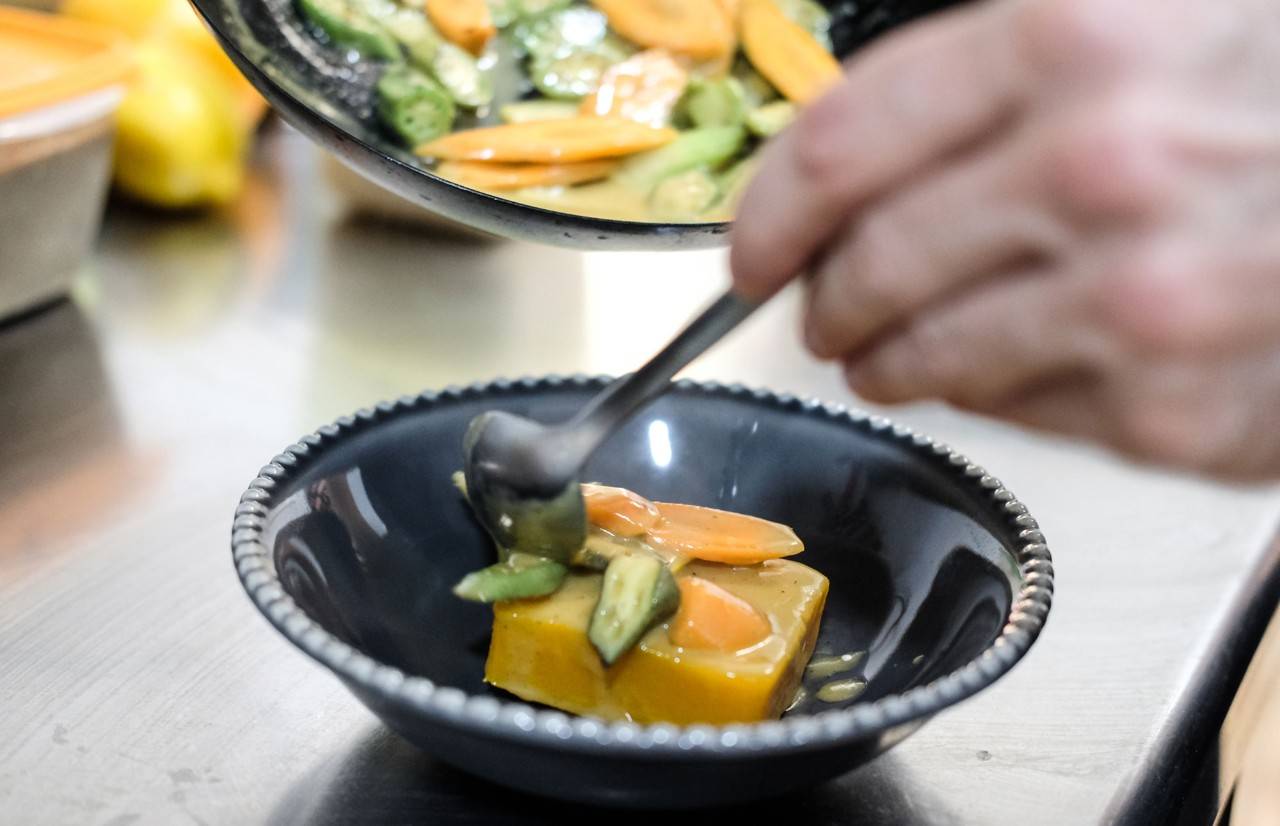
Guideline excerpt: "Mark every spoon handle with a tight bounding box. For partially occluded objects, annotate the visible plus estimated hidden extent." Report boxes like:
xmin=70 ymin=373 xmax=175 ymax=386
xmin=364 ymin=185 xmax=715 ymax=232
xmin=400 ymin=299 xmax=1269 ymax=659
xmin=563 ymin=290 xmax=759 ymax=460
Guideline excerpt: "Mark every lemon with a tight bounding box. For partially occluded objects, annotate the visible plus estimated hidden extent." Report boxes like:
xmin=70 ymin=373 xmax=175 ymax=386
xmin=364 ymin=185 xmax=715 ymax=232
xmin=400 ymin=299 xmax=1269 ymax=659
xmin=63 ymin=0 xmax=267 ymax=208
xmin=111 ymin=41 xmax=248 ymax=208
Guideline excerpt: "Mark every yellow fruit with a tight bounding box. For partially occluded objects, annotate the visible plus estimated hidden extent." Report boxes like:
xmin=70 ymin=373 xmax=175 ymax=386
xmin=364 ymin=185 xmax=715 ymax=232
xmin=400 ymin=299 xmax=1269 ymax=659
xmin=63 ymin=0 xmax=267 ymax=208
xmin=150 ymin=0 xmax=267 ymax=129
xmin=111 ymin=41 xmax=247 ymax=208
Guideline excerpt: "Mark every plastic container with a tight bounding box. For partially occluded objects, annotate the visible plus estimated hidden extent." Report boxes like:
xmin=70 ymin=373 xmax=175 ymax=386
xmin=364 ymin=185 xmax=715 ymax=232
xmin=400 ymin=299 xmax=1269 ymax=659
xmin=0 ymin=7 xmax=130 ymax=321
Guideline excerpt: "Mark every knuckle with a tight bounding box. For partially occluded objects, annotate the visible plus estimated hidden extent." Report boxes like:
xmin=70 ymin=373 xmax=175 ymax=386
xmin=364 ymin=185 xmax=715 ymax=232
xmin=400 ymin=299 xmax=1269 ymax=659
xmin=1017 ymin=0 xmax=1140 ymax=77
xmin=1095 ymin=244 xmax=1205 ymax=354
xmin=1044 ymin=97 xmax=1171 ymax=220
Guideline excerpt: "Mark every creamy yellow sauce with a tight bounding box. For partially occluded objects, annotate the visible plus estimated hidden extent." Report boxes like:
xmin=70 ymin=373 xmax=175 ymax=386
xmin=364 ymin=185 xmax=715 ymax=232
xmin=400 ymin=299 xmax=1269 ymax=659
xmin=805 ymin=650 xmax=865 ymax=679
xmin=489 ymin=179 xmax=736 ymax=223
xmin=816 ymin=677 xmax=867 ymax=703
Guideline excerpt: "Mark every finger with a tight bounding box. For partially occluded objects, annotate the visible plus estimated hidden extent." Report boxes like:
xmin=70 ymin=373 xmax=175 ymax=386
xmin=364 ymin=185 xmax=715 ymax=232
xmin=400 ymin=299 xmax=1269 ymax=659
xmin=843 ymin=269 xmax=1102 ymax=409
xmin=730 ymin=0 xmax=1032 ymax=300
xmin=804 ymin=133 xmax=1064 ymax=358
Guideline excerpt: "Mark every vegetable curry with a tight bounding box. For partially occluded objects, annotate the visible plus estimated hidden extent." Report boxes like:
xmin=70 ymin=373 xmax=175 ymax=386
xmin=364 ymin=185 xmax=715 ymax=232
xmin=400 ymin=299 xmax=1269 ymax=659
xmin=453 ymin=477 xmax=831 ymax=724
xmin=296 ymin=0 xmax=840 ymax=222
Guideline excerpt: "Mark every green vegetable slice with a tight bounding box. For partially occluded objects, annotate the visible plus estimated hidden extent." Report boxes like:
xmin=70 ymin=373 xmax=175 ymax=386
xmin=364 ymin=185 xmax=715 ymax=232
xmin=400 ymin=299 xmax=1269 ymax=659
xmin=530 ymin=50 xmax=615 ymax=100
xmin=513 ymin=6 xmax=608 ymax=60
xmin=650 ymin=169 xmax=720 ymax=218
xmin=377 ymin=64 xmax=457 ymax=146
xmin=499 ymin=99 xmax=581 ymax=123
xmin=453 ymin=553 xmax=569 ymax=602
xmin=513 ymin=0 xmax=573 ymax=20
xmin=588 ymin=554 xmax=679 ymax=665
xmin=732 ymin=57 xmax=779 ymax=109
xmin=714 ymin=155 xmax=762 ymax=213
xmin=297 ymin=0 xmax=401 ymax=60
xmin=616 ymin=126 xmax=746 ymax=189
xmin=432 ymin=40 xmax=495 ymax=108
xmin=384 ymin=6 xmax=442 ymax=70
xmin=745 ymin=100 xmax=796 ymax=137
xmin=681 ymin=77 xmax=748 ymax=129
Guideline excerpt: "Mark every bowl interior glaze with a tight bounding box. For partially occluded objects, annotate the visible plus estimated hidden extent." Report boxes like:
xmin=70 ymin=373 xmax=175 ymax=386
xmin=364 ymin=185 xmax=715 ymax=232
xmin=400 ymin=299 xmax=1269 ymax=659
xmin=263 ymin=382 xmax=1020 ymax=717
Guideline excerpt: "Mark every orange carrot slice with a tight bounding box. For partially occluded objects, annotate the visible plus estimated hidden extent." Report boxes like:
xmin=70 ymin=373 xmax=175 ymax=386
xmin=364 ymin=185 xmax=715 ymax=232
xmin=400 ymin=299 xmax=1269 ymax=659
xmin=438 ymin=159 xmax=619 ymax=190
xmin=580 ymin=50 xmax=689 ymax=127
xmin=425 ymin=0 xmax=495 ymax=56
xmin=669 ymin=576 xmax=772 ymax=651
xmin=582 ymin=483 xmax=661 ymax=536
xmin=741 ymin=0 xmax=841 ymax=104
xmin=416 ymin=117 xmax=678 ymax=162
xmin=589 ymin=0 xmax=734 ymax=60
xmin=648 ymin=502 xmax=804 ymax=564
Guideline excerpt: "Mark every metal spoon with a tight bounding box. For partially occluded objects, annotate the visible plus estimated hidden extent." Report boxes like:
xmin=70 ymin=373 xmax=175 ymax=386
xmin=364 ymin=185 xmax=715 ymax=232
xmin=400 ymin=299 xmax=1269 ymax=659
xmin=462 ymin=290 xmax=759 ymax=559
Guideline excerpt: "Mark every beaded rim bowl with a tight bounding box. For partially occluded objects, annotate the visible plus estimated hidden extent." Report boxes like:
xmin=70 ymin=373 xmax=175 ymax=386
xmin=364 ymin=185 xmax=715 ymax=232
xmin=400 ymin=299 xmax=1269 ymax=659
xmin=231 ymin=375 xmax=1053 ymax=760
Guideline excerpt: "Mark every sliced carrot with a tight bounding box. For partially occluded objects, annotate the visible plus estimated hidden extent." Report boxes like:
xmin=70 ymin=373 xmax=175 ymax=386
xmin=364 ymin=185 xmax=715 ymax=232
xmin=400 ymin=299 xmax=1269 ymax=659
xmin=669 ymin=576 xmax=772 ymax=652
xmin=417 ymin=116 xmax=678 ymax=162
xmin=580 ymin=50 xmax=689 ymax=128
xmin=590 ymin=0 xmax=734 ymax=60
xmin=425 ymin=0 xmax=495 ymax=56
xmin=715 ymin=0 xmax=741 ymax=25
xmin=741 ymin=0 xmax=841 ymax=104
xmin=648 ymin=502 xmax=804 ymax=564
xmin=582 ymin=483 xmax=661 ymax=536
xmin=438 ymin=159 xmax=618 ymax=190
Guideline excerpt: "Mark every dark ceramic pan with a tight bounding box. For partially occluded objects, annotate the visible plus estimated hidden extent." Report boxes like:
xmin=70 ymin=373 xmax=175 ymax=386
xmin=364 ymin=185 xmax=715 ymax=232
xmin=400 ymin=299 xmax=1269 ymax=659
xmin=232 ymin=376 xmax=1053 ymax=807
xmin=189 ymin=0 xmax=965 ymax=248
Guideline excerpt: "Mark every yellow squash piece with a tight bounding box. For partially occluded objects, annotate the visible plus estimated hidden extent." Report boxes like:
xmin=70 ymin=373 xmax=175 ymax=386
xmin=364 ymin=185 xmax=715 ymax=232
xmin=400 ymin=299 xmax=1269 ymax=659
xmin=485 ymin=559 xmax=828 ymax=724
xmin=740 ymin=0 xmax=840 ymax=104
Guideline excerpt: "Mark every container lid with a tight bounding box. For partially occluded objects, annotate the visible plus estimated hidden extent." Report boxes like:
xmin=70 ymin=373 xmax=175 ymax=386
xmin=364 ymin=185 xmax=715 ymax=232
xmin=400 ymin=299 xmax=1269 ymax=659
xmin=0 ymin=6 xmax=132 ymax=119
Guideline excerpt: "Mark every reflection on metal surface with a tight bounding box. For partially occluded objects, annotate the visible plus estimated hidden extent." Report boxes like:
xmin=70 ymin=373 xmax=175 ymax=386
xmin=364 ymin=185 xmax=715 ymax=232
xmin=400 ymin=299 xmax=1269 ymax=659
xmin=0 ymin=302 xmax=157 ymax=575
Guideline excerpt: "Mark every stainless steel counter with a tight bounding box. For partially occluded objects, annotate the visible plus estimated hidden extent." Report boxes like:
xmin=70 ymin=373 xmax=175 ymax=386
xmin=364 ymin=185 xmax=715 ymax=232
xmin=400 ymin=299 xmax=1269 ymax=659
xmin=3 ymin=125 xmax=1279 ymax=825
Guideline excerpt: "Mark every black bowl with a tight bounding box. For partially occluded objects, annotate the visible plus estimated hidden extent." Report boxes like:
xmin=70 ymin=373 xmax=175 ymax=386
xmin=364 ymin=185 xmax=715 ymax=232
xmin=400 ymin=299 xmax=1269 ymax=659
xmin=190 ymin=0 xmax=966 ymax=248
xmin=232 ymin=376 xmax=1053 ymax=808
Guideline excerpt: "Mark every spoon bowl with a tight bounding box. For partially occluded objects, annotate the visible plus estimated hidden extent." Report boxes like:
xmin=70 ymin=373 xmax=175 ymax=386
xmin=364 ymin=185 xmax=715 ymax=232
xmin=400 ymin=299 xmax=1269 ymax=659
xmin=188 ymin=0 xmax=966 ymax=248
xmin=462 ymin=410 xmax=587 ymax=558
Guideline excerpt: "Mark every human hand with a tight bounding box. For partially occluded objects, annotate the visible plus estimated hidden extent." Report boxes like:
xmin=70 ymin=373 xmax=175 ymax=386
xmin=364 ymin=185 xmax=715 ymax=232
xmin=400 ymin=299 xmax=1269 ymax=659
xmin=731 ymin=0 xmax=1280 ymax=478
